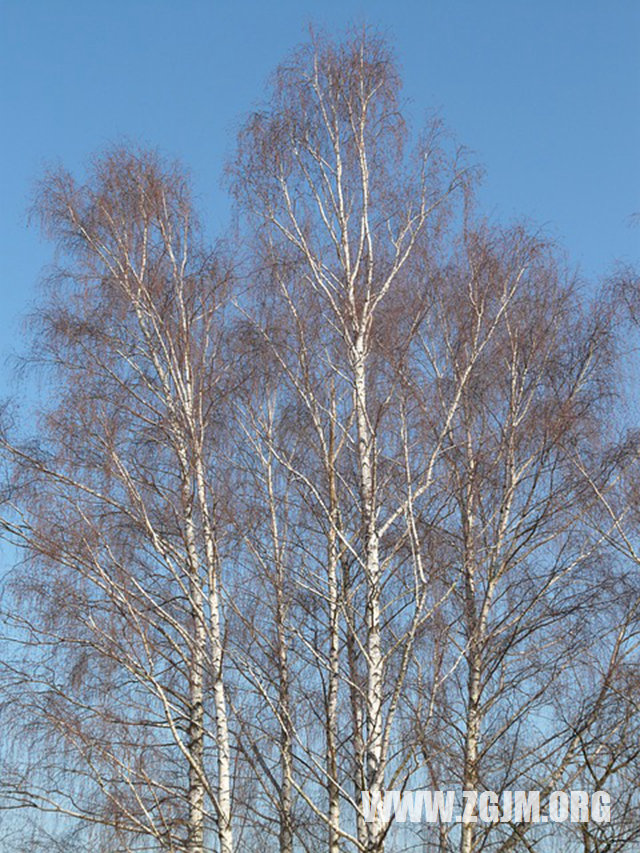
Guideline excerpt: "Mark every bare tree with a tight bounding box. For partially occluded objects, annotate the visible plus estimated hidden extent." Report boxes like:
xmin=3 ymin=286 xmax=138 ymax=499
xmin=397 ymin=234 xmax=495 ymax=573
xmin=229 ymin=27 xmax=480 ymax=853
xmin=421 ymin=225 xmax=622 ymax=853
xmin=1 ymin=26 xmax=637 ymax=853
xmin=1 ymin=148 xmax=234 ymax=853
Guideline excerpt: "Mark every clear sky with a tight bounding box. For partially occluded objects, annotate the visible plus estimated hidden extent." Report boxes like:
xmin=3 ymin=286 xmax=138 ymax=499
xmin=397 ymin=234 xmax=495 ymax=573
xmin=1 ymin=0 xmax=639 ymax=394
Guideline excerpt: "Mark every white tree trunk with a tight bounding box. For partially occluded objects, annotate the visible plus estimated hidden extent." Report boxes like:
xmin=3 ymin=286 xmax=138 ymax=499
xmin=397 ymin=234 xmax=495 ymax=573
xmin=353 ymin=337 xmax=385 ymax=853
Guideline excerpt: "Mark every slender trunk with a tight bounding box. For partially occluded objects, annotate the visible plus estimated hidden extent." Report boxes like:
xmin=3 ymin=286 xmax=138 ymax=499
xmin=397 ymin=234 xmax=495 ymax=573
xmin=277 ymin=597 xmax=294 ymax=853
xmin=460 ymin=641 xmax=481 ymax=853
xmin=352 ymin=336 xmax=384 ymax=853
xmin=187 ymin=609 xmax=206 ymax=853
xmin=182 ymin=475 xmax=207 ymax=853
xmin=344 ymin=554 xmax=367 ymax=849
xmin=208 ymin=576 xmax=234 ymax=853
xmin=266 ymin=445 xmax=294 ymax=853
xmin=194 ymin=457 xmax=234 ymax=853
xmin=327 ymin=442 xmax=341 ymax=853
xmin=460 ymin=475 xmax=482 ymax=853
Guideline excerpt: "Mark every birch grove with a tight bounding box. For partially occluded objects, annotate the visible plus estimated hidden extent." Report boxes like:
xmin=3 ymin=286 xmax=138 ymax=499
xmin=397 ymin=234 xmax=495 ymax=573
xmin=1 ymin=27 xmax=638 ymax=853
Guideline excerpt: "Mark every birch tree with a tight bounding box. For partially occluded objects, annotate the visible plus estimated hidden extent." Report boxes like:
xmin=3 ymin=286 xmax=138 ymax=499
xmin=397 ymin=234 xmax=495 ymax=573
xmin=1 ymin=148 xmax=235 ymax=853
xmin=428 ymin=227 xmax=620 ymax=853
xmin=1 ymin=26 xmax=637 ymax=853
xmin=229 ymin=28 xmax=479 ymax=853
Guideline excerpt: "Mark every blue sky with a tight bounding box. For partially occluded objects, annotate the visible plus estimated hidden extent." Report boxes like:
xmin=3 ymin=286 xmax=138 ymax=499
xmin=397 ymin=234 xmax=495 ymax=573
xmin=1 ymin=0 xmax=639 ymax=394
